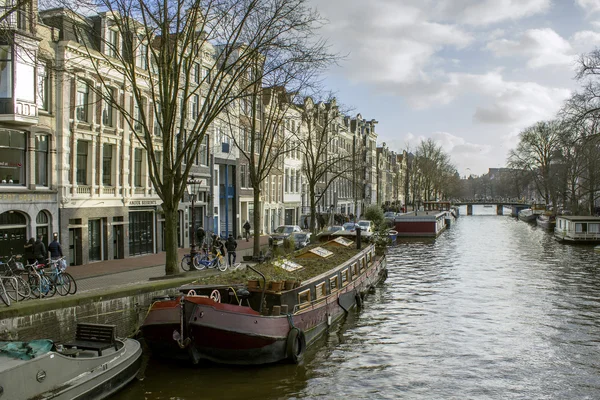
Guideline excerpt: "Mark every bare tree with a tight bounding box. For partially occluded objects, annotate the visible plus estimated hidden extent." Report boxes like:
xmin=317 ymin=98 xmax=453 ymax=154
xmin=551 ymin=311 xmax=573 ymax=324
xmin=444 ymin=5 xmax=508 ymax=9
xmin=507 ymin=121 xmax=565 ymax=207
xmin=60 ymin=0 xmax=334 ymax=274
xmin=414 ymin=138 xmax=456 ymax=201
xmin=299 ymin=96 xmax=356 ymax=234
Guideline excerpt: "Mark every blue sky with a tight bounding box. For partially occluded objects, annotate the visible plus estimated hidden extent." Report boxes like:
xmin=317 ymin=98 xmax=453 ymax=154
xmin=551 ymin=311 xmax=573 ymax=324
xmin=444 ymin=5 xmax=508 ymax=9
xmin=311 ymin=0 xmax=600 ymax=176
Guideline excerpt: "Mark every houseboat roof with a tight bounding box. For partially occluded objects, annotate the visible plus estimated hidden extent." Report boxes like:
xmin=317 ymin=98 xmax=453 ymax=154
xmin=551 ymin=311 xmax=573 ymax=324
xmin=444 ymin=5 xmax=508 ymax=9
xmin=556 ymin=215 xmax=600 ymax=221
xmin=396 ymin=211 xmax=447 ymax=219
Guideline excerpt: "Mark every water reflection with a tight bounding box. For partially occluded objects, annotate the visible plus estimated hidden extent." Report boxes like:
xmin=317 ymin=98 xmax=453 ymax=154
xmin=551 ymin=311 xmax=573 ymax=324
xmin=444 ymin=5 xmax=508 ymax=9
xmin=113 ymin=216 xmax=600 ymax=399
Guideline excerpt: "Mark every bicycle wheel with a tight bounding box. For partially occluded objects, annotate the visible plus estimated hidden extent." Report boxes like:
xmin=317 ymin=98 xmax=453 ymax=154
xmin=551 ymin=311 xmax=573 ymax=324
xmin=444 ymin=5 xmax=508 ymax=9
xmin=180 ymin=255 xmax=193 ymax=272
xmin=0 ymin=280 xmax=10 ymax=306
xmin=14 ymin=276 xmax=31 ymax=300
xmin=218 ymin=257 xmax=228 ymax=272
xmin=27 ymin=273 xmax=41 ymax=298
xmin=40 ymin=275 xmax=56 ymax=298
xmin=192 ymin=254 xmax=208 ymax=271
xmin=2 ymin=278 xmax=18 ymax=302
xmin=54 ymin=273 xmax=71 ymax=296
xmin=65 ymin=273 xmax=77 ymax=294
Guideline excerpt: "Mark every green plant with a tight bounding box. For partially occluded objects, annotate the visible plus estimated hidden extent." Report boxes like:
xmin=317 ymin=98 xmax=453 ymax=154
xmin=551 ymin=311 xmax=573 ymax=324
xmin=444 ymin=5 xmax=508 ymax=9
xmin=363 ymin=205 xmax=384 ymax=227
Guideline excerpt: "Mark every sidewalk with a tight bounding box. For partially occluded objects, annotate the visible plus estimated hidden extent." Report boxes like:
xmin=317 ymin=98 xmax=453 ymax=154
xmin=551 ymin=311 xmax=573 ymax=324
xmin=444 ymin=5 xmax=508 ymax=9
xmin=68 ymin=235 xmax=270 ymax=293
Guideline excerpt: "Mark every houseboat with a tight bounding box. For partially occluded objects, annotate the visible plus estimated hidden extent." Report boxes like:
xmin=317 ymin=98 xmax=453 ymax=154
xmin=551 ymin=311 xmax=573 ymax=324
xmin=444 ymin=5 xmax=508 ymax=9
xmin=518 ymin=208 xmax=536 ymax=223
xmin=554 ymin=215 xmax=600 ymax=243
xmin=536 ymin=213 xmax=556 ymax=230
xmin=394 ymin=210 xmax=448 ymax=237
xmin=141 ymin=241 xmax=387 ymax=365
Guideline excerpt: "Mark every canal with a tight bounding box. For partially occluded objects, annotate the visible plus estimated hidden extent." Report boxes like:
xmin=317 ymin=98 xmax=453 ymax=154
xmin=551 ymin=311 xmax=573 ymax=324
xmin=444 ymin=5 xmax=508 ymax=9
xmin=113 ymin=213 xmax=600 ymax=399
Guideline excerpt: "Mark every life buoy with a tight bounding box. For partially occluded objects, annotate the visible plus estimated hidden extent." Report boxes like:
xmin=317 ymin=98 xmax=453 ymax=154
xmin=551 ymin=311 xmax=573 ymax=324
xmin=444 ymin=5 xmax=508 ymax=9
xmin=286 ymin=327 xmax=306 ymax=363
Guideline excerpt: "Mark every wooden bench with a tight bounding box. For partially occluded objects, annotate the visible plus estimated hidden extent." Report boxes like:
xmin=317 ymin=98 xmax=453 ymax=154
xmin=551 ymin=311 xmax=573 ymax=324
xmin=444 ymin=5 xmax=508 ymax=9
xmin=64 ymin=323 xmax=118 ymax=356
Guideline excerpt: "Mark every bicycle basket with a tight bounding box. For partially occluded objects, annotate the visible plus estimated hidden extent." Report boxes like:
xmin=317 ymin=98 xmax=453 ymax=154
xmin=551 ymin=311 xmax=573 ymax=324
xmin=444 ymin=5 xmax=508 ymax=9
xmin=59 ymin=259 xmax=67 ymax=271
xmin=14 ymin=262 xmax=24 ymax=271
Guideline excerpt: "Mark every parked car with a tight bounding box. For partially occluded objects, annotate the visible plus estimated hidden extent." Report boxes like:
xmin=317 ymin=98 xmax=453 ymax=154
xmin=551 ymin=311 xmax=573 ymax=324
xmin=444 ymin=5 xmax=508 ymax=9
xmin=270 ymin=225 xmax=302 ymax=242
xmin=342 ymin=222 xmax=359 ymax=232
xmin=383 ymin=212 xmax=397 ymax=219
xmin=288 ymin=232 xmax=311 ymax=249
xmin=357 ymin=220 xmax=373 ymax=232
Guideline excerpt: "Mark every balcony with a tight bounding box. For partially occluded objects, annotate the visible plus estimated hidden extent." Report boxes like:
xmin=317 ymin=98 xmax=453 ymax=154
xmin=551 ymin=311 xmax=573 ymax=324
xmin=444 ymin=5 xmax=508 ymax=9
xmin=76 ymin=185 xmax=91 ymax=195
xmin=0 ymin=98 xmax=38 ymax=125
xmin=219 ymin=184 xmax=234 ymax=199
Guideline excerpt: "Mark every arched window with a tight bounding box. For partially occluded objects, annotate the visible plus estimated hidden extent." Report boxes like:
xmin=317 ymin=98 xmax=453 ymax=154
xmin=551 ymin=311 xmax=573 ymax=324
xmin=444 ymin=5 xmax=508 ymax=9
xmin=36 ymin=210 xmax=50 ymax=247
xmin=0 ymin=211 xmax=27 ymax=258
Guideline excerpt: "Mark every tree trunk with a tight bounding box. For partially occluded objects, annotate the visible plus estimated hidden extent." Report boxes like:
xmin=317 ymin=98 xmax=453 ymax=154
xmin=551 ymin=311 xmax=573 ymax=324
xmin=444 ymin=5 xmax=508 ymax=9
xmin=309 ymin=183 xmax=317 ymax=235
xmin=253 ymin=187 xmax=261 ymax=257
xmin=162 ymin=204 xmax=180 ymax=276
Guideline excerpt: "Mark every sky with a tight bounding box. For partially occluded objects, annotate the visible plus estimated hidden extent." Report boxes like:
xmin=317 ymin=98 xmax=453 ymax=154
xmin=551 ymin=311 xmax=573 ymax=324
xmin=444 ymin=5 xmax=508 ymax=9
xmin=310 ymin=0 xmax=600 ymax=176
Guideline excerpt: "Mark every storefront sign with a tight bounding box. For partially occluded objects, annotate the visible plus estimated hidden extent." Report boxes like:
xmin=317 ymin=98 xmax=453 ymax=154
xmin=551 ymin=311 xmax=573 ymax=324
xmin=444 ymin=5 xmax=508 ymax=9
xmin=0 ymin=193 xmax=54 ymax=202
xmin=129 ymin=200 xmax=158 ymax=206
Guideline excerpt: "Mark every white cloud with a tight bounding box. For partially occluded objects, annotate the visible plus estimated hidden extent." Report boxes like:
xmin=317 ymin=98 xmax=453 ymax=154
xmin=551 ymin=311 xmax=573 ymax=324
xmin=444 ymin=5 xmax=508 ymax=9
xmin=486 ymin=28 xmax=575 ymax=69
xmin=571 ymin=30 xmax=600 ymax=52
xmin=432 ymin=0 xmax=551 ymax=26
xmin=575 ymin=0 xmax=600 ymax=15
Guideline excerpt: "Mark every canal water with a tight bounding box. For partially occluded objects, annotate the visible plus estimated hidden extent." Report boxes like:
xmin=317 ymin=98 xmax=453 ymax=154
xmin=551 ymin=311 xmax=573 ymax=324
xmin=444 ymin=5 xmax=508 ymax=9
xmin=114 ymin=212 xmax=600 ymax=399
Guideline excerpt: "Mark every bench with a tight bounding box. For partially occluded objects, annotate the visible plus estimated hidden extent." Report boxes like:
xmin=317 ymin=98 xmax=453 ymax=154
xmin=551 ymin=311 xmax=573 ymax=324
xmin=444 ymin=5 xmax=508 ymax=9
xmin=64 ymin=323 xmax=118 ymax=356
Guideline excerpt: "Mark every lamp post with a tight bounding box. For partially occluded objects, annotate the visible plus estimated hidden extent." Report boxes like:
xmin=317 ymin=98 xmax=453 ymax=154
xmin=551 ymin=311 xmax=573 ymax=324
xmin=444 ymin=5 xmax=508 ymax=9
xmin=187 ymin=175 xmax=203 ymax=258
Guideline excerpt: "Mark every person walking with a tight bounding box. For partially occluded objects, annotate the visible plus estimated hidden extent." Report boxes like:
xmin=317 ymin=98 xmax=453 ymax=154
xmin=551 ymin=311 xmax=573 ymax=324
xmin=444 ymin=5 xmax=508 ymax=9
xmin=48 ymin=233 xmax=63 ymax=261
xmin=196 ymin=226 xmax=206 ymax=253
xmin=243 ymin=220 xmax=251 ymax=242
xmin=24 ymin=237 xmax=35 ymax=265
xmin=225 ymin=234 xmax=237 ymax=266
xmin=33 ymin=234 xmax=47 ymax=265
xmin=303 ymin=216 xmax=308 ymax=230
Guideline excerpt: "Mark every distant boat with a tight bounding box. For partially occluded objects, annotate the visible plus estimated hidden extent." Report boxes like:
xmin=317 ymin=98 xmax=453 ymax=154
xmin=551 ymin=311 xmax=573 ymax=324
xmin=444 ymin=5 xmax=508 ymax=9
xmin=388 ymin=230 xmax=398 ymax=243
xmin=518 ymin=208 xmax=536 ymax=223
xmin=594 ymin=245 xmax=600 ymax=253
xmin=536 ymin=213 xmax=556 ymax=230
xmin=555 ymin=215 xmax=600 ymax=243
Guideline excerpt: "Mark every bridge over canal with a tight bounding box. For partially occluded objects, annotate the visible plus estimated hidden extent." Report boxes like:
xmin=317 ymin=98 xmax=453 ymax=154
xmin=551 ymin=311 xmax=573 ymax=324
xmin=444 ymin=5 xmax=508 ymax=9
xmin=451 ymin=201 xmax=532 ymax=216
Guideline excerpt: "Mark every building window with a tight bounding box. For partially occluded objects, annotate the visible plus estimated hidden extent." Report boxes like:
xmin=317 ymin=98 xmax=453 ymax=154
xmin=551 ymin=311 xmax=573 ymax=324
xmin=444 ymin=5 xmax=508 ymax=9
xmin=202 ymin=67 xmax=210 ymax=83
xmin=76 ymin=140 xmax=88 ymax=185
xmin=103 ymin=143 xmax=112 ymax=186
xmin=35 ymin=135 xmax=48 ymax=186
xmin=134 ymin=148 xmax=142 ymax=187
xmin=15 ymin=46 xmax=34 ymax=102
xmin=36 ymin=211 xmax=49 ymax=247
xmin=192 ymin=62 xmax=200 ymax=84
xmin=199 ymin=135 xmax=208 ymax=166
xmin=240 ymin=164 xmax=247 ymax=188
xmin=16 ymin=0 xmax=30 ymax=31
xmin=37 ymin=62 xmax=49 ymax=111
xmin=133 ymin=103 xmax=142 ymax=132
xmin=137 ymin=42 xmax=148 ymax=70
xmin=153 ymin=103 xmax=161 ymax=136
xmin=191 ymin=94 xmax=199 ymax=120
xmin=106 ymin=29 xmax=118 ymax=57
xmin=0 ymin=211 xmax=27 ymax=259
xmin=102 ymin=88 xmax=114 ymax=126
xmin=0 ymin=130 xmax=25 ymax=185
xmin=0 ymin=46 xmax=11 ymax=98
xmin=76 ymin=80 xmax=89 ymax=122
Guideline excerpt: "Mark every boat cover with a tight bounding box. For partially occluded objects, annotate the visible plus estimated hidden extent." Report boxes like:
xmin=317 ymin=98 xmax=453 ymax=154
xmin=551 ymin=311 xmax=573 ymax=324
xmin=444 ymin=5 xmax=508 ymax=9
xmin=0 ymin=339 xmax=54 ymax=360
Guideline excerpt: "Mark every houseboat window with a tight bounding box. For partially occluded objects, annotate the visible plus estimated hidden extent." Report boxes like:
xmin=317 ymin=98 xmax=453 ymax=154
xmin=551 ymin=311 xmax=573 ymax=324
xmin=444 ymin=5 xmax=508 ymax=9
xmin=353 ymin=262 xmax=359 ymax=276
xmin=298 ymin=289 xmax=311 ymax=307
xmin=329 ymin=276 xmax=339 ymax=292
xmin=315 ymin=282 xmax=326 ymax=299
xmin=590 ymin=223 xmax=600 ymax=233
xmin=575 ymin=223 xmax=586 ymax=233
xmin=361 ymin=257 xmax=366 ymax=271
xmin=341 ymin=268 xmax=349 ymax=286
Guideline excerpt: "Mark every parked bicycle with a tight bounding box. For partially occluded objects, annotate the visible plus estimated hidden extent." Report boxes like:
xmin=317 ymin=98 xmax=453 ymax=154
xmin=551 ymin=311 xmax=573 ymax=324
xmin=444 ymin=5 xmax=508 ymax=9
xmin=1 ymin=253 xmax=31 ymax=301
xmin=194 ymin=248 xmax=227 ymax=272
xmin=25 ymin=260 xmax=56 ymax=298
xmin=46 ymin=257 xmax=76 ymax=296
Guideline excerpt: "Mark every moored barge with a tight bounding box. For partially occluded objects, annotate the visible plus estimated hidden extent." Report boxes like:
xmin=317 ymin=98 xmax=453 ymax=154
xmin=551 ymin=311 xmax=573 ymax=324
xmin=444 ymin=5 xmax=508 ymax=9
xmin=141 ymin=241 xmax=387 ymax=365
xmin=554 ymin=215 xmax=600 ymax=243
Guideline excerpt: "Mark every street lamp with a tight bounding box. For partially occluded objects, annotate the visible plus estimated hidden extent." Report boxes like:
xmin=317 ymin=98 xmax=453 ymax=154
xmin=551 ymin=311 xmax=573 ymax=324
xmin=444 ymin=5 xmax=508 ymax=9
xmin=187 ymin=175 xmax=203 ymax=258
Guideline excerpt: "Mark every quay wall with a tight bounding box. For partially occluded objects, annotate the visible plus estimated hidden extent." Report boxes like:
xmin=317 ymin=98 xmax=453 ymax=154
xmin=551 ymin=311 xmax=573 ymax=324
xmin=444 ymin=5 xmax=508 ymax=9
xmin=0 ymin=277 xmax=196 ymax=343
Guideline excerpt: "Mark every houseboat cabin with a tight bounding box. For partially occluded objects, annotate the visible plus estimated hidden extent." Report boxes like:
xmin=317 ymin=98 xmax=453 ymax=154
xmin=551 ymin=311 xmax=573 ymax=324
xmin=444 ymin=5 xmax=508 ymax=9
xmin=554 ymin=215 xmax=600 ymax=243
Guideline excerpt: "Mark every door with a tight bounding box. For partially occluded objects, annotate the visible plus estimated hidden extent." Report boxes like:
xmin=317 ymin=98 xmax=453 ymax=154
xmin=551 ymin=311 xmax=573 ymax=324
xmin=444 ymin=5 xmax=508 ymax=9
xmin=68 ymin=228 xmax=82 ymax=266
xmin=113 ymin=225 xmax=124 ymax=259
xmin=89 ymin=219 xmax=102 ymax=261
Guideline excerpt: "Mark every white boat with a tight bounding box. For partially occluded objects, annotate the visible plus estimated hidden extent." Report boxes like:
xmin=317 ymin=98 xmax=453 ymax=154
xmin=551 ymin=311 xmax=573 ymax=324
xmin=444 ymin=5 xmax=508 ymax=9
xmin=518 ymin=208 xmax=536 ymax=223
xmin=554 ymin=215 xmax=600 ymax=243
xmin=0 ymin=332 xmax=142 ymax=399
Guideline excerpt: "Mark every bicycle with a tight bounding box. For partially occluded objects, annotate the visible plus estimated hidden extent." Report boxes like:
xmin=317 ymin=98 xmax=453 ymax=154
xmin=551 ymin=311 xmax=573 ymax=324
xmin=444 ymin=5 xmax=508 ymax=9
xmin=46 ymin=257 xmax=75 ymax=296
xmin=25 ymin=260 xmax=56 ymax=298
xmin=194 ymin=248 xmax=227 ymax=272
xmin=0 ymin=278 xmax=10 ymax=306
xmin=1 ymin=254 xmax=31 ymax=301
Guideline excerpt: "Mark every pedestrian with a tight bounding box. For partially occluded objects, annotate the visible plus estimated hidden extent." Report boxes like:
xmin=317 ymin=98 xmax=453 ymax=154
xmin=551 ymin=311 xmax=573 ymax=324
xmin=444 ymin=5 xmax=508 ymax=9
xmin=196 ymin=226 xmax=206 ymax=249
xmin=303 ymin=216 xmax=308 ymax=230
xmin=225 ymin=233 xmax=237 ymax=266
xmin=243 ymin=220 xmax=251 ymax=242
xmin=24 ymin=237 xmax=35 ymax=265
xmin=213 ymin=235 xmax=226 ymax=258
xmin=48 ymin=233 xmax=63 ymax=261
xmin=33 ymin=234 xmax=47 ymax=265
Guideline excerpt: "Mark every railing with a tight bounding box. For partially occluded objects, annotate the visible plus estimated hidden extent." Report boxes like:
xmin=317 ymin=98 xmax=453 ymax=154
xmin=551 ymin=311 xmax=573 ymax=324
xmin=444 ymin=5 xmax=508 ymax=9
xmin=103 ymin=187 xmax=116 ymax=195
xmin=134 ymin=188 xmax=145 ymax=195
xmin=76 ymin=186 xmax=91 ymax=195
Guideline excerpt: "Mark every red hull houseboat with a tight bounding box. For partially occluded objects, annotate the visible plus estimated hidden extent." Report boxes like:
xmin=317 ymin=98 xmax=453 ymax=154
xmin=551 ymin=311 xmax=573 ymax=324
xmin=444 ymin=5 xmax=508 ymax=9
xmin=141 ymin=242 xmax=387 ymax=365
